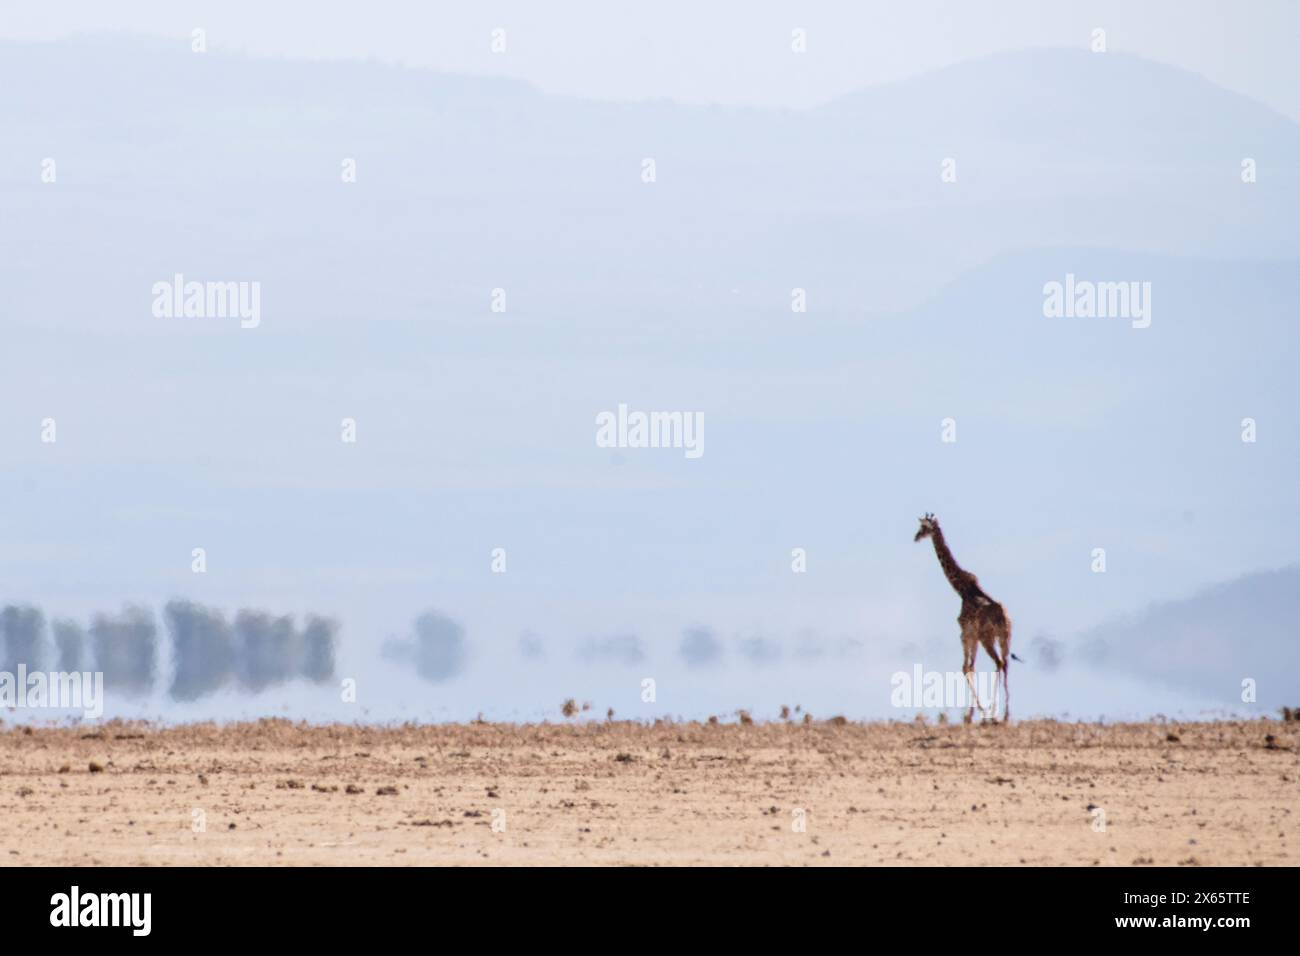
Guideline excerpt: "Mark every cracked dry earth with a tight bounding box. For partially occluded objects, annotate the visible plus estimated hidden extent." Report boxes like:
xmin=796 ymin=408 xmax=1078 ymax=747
xmin=0 ymin=719 xmax=1295 ymax=865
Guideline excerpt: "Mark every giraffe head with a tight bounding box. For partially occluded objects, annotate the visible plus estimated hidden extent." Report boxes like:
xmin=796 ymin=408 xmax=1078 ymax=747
xmin=913 ymin=513 xmax=939 ymax=542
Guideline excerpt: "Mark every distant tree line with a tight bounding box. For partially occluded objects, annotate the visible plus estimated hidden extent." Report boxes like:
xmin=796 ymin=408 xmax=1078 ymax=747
xmin=0 ymin=601 xmax=337 ymax=700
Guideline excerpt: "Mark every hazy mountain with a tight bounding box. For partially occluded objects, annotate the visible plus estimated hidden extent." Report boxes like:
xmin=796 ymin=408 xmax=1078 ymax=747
xmin=1077 ymin=567 xmax=1300 ymax=707
xmin=3 ymin=37 xmax=1298 ymax=325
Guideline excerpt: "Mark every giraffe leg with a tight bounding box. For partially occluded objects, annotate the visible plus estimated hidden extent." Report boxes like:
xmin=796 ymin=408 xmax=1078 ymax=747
xmin=981 ymin=641 xmax=1004 ymax=723
xmin=997 ymin=621 xmax=1013 ymax=724
xmin=963 ymin=657 xmax=985 ymax=720
xmin=993 ymin=632 xmax=1011 ymax=724
xmin=994 ymin=664 xmax=1008 ymax=723
xmin=998 ymin=658 xmax=1008 ymax=723
xmin=961 ymin=638 xmax=980 ymax=723
xmin=981 ymin=666 xmax=995 ymax=721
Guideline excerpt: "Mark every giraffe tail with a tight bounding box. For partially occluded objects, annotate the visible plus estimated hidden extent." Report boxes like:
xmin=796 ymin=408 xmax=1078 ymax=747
xmin=1010 ymin=653 xmax=1024 ymax=663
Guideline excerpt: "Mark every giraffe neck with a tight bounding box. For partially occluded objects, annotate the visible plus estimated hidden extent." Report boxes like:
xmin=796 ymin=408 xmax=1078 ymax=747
xmin=930 ymin=530 xmax=971 ymax=597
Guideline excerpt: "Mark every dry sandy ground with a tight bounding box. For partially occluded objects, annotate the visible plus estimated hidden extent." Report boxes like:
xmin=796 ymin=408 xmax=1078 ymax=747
xmin=0 ymin=718 xmax=1295 ymax=866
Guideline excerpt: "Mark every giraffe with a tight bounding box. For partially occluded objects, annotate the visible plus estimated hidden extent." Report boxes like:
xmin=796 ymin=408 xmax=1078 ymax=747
xmin=913 ymin=513 xmax=1019 ymax=723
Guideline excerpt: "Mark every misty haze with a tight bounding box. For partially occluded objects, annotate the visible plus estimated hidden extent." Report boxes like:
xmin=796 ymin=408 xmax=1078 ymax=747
xmin=1 ymin=22 xmax=1296 ymax=727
